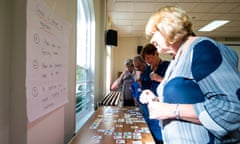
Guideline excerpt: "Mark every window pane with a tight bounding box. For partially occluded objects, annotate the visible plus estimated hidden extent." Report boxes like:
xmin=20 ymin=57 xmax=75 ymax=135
xmin=75 ymin=0 xmax=95 ymax=131
xmin=77 ymin=1 xmax=87 ymax=67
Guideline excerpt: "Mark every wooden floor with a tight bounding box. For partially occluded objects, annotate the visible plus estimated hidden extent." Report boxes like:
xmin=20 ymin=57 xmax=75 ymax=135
xmin=69 ymin=106 xmax=155 ymax=144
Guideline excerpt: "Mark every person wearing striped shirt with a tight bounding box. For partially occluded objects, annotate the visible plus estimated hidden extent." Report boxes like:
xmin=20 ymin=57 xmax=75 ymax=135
xmin=140 ymin=5 xmax=240 ymax=144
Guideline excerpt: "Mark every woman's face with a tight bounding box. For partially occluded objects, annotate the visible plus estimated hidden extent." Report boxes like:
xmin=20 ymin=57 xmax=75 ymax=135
xmin=144 ymin=54 xmax=152 ymax=65
xmin=134 ymin=60 xmax=145 ymax=72
xmin=127 ymin=65 xmax=134 ymax=73
xmin=150 ymin=31 xmax=170 ymax=54
xmin=144 ymin=54 xmax=154 ymax=65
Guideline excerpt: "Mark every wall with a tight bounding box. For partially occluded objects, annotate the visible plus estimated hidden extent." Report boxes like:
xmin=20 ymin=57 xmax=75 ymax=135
xmin=94 ymin=0 xmax=108 ymax=105
xmin=0 ymin=0 xmax=106 ymax=144
xmin=10 ymin=0 xmax=27 ymax=143
xmin=64 ymin=0 xmax=77 ymax=143
xmin=112 ymin=37 xmax=146 ymax=80
xmin=0 ymin=0 xmax=10 ymax=144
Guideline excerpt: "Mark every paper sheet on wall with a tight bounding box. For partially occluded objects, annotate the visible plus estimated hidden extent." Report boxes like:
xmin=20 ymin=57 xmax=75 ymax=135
xmin=26 ymin=0 xmax=70 ymax=122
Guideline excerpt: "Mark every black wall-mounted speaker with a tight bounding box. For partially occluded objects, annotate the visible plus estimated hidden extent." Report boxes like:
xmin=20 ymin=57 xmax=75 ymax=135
xmin=137 ymin=45 xmax=143 ymax=54
xmin=105 ymin=29 xmax=118 ymax=46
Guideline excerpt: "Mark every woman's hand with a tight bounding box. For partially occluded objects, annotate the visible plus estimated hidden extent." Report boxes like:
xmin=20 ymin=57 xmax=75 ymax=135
xmin=139 ymin=89 xmax=158 ymax=104
xmin=147 ymin=101 xmax=174 ymax=120
xmin=110 ymin=79 xmax=119 ymax=90
xmin=150 ymin=72 xmax=163 ymax=82
xmin=147 ymin=102 xmax=201 ymax=123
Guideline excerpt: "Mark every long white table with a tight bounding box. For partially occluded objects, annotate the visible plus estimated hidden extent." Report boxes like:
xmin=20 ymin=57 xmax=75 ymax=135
xmin=69 ymin=106 xmax=155 ymax=144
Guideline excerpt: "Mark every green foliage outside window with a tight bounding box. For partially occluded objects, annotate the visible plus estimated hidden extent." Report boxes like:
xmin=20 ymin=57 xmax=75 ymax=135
xmin=76 ymin=65 xmax=88 ymax=112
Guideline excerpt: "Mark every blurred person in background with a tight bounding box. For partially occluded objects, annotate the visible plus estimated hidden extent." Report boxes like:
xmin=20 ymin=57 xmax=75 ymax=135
xmin=140 ymin=44 xmax=169 ymax=144
xmin=111 ymin=58 xmax=136 ymax=106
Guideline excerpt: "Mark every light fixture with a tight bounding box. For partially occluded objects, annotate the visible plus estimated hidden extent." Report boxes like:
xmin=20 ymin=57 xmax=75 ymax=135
xmin=198 ymin=20 xmax=230 ymax=32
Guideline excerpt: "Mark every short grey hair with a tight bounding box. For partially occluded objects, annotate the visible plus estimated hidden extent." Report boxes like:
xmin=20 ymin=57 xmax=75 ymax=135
xmin=133 ymin=55 xmax=145 ymax=63
xmin=124 ymin=58 xmax=134 ymax=66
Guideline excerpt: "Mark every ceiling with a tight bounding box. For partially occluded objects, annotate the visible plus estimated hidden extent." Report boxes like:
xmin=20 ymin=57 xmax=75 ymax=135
xmin=107 ymin=0 xmax=240 ymax=40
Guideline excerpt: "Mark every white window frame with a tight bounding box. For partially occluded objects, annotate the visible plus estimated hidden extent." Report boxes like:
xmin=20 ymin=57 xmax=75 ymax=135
xmin=75 ymin=0 xmax=95 ymax=131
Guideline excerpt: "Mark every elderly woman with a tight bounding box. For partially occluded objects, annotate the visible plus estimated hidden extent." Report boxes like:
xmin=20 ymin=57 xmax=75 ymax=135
xmin=111 ymin=58 xmax=136 ymax=106
xmin=140 ymin=5 xmax=240 ymax=144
